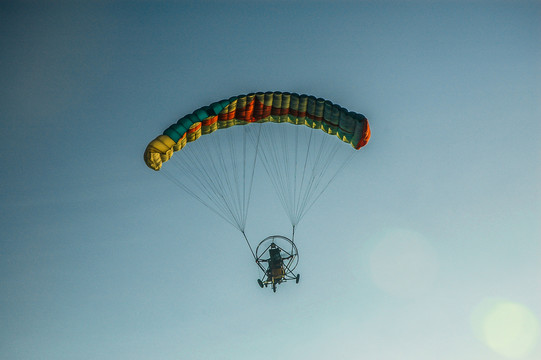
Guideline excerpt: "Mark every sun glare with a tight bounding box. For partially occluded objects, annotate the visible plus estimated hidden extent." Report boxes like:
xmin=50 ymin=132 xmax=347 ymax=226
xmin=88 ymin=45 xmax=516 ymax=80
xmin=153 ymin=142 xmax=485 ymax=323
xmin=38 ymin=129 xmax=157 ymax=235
xmin=472 ymin=298 xmax=540 ymax=358
xmin=368 ymin=228 xmax=438 ymax=298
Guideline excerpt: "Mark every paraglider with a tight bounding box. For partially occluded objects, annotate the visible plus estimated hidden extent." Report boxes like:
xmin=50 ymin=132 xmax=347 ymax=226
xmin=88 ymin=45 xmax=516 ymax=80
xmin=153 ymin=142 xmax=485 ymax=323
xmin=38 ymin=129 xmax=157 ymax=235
xmin=144 ymin=91 xmax=370 ymax=292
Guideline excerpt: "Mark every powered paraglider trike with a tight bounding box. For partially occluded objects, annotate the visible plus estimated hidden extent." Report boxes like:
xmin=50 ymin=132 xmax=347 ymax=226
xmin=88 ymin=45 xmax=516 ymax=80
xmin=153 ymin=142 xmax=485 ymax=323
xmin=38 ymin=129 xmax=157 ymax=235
xmin=143 ymin=91 xmax=370 ymax=292
xmin=255 ymin=235 xmax=300 ymax=293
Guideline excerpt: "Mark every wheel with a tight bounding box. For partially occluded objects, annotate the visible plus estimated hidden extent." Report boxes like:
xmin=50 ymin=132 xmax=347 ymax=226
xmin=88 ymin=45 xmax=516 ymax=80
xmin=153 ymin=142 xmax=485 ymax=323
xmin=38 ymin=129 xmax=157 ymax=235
xmin=273 ymin=284 xmax=276 ymax=293
xmin=257 ymin=279 xmax=264 ymax=288
xmin=296 ymin=274 xmax=300 ymax=284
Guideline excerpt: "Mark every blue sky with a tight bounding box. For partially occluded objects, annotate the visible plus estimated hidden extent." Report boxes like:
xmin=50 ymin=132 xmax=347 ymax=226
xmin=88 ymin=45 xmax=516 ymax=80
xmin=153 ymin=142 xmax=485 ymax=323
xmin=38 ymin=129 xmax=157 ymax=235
xmin=1 ymin=1 xmax=540 ymax=359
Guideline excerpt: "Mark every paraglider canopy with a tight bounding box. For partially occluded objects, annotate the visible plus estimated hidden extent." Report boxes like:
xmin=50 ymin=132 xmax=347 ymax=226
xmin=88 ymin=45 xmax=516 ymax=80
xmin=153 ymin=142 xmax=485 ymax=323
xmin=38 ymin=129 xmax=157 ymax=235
xmin=143 ymin=91 xmax=370 ymax=231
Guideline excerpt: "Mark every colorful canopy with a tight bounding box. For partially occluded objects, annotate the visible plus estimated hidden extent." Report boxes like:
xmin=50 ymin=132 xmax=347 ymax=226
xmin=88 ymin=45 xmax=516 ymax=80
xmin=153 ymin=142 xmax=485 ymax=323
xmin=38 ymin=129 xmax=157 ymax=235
xmin=144 ymin=91 xmax=371 ymax=171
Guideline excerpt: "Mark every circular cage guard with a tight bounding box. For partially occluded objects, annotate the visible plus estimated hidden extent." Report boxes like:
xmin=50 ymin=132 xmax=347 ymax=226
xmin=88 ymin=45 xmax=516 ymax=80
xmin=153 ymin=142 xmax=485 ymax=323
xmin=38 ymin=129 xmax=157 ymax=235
xmin=255 ymin=235 xmax=299 ymax=279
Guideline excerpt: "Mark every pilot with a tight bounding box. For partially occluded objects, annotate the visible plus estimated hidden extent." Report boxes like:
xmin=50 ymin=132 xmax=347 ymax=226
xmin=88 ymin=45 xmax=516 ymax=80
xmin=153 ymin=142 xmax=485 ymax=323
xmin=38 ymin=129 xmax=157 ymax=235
xmin=265 ymin=244 xmax=293 ymax=282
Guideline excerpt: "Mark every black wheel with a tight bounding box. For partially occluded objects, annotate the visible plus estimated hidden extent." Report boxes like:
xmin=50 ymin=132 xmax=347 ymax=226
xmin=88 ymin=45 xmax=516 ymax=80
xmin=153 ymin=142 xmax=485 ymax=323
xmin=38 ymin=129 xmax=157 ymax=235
xmin=257 ymin=279 xmax=264 ymax=288
xmin=272 ymin=284 xmax=276 ymax=293
xmin=296 ymin=274 xmax=300 ymax=284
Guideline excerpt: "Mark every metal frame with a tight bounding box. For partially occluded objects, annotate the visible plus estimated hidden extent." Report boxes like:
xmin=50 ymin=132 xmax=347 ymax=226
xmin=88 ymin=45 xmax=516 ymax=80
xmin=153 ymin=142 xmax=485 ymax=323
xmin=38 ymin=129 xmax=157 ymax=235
xmin=255 ymin=235 xmax=300 ymax=292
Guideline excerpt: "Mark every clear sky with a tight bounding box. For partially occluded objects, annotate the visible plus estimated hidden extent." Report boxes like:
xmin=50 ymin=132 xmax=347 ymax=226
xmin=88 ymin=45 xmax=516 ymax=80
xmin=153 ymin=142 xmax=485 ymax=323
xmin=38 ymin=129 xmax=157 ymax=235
xmin=1 ymin=1 xmax=540 ymax=359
